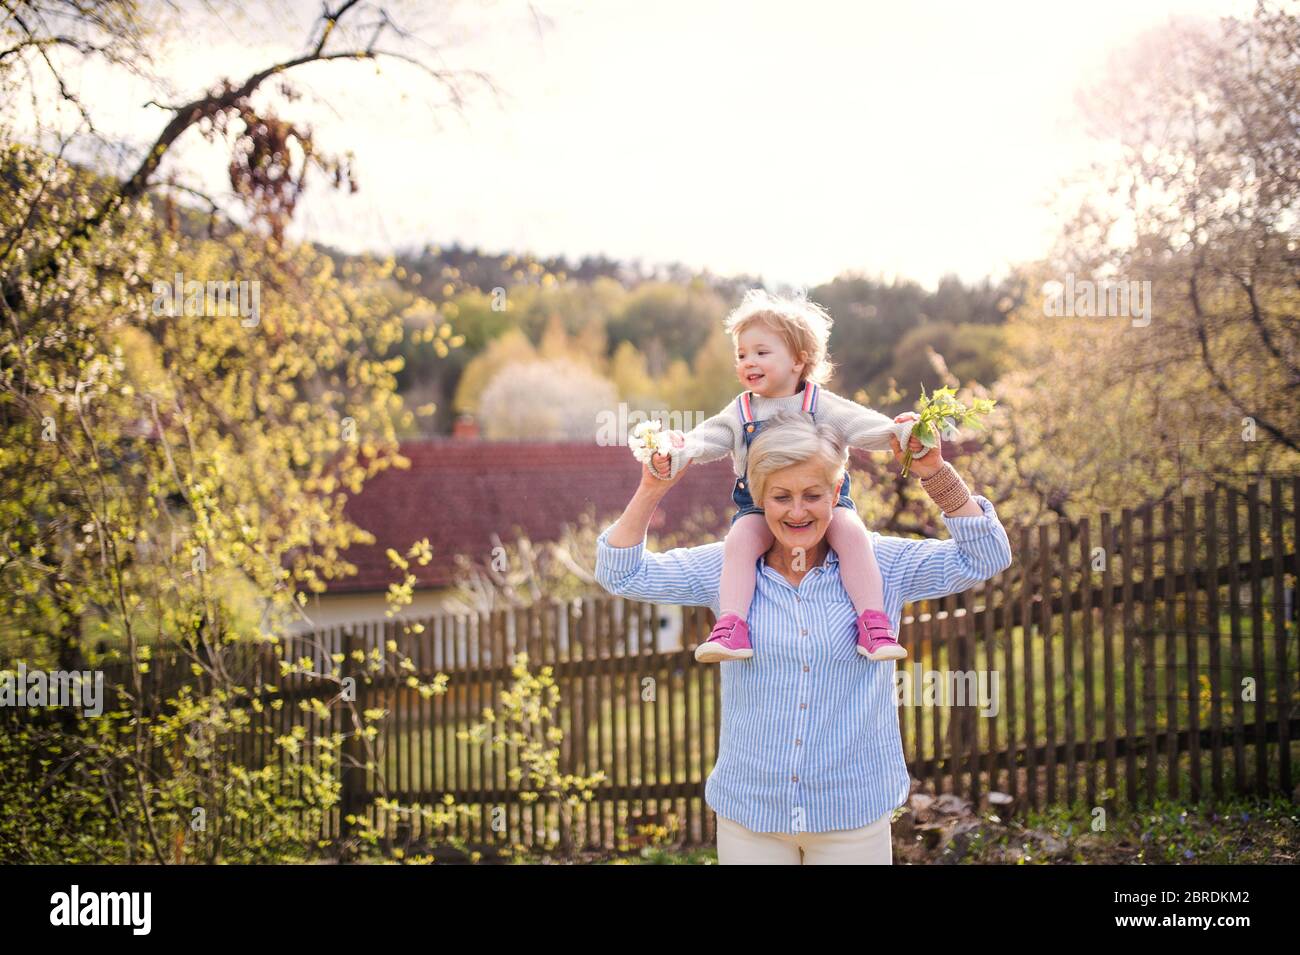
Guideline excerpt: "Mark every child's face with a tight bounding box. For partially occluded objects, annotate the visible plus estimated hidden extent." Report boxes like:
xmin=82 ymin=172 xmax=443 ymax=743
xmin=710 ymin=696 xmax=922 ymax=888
xmin=734 ymin=324 xmax=805 ymax=397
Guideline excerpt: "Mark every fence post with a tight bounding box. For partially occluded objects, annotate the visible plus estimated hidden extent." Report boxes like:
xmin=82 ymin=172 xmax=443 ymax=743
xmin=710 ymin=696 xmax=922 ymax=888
xmin=1271 ymin=479 xmax=1292 ymax=795
xmin=339 ymin=624 xmax=366 ymax=855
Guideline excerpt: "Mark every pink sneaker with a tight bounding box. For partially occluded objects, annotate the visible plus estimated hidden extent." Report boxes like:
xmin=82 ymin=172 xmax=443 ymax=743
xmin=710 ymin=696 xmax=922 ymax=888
xmin=856 ymin=609 xmax=907 ymax=660
xmin=695 ymin=612 xmax=753 ymax=663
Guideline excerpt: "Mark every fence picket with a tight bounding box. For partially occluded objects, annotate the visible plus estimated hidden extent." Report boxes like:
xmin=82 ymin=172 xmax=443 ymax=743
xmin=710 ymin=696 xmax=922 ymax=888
xmin=1227 ymin=490 xmax=1247 ymax=793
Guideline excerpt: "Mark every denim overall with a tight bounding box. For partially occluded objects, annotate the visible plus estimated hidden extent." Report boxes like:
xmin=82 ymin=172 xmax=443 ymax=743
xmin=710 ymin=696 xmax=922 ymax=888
xmin=730 ymin=381 xmax=856 ymax=526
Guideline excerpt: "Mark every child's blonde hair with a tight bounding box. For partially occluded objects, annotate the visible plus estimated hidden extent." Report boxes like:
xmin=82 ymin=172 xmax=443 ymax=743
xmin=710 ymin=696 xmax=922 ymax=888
xmin=723 ymin=288 xmax=835 ymax=386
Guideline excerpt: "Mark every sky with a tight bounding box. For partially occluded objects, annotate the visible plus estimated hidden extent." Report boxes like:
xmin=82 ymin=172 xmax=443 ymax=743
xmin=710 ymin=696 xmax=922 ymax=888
xmin=24 ymin=0 xmax=1258 ymax=290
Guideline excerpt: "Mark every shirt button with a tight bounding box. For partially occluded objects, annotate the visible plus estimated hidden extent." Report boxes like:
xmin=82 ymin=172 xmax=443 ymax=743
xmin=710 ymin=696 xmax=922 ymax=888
xmin=795 ymin=739 xmax=802 ymax=746
xmin=802 ymin=665 xmax=809 ymax=672
xmin=799 ymin=703 xmax=807 ymax=709
xmin=801 ymin=628 xmax=807 ymax=635
xmin=791 ymin=774 xmax=799 ymax=782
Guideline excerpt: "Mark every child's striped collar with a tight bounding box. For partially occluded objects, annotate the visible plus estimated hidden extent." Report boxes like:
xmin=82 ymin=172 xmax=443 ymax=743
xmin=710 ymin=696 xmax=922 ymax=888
xmin=736 ymin=381 xmax=820 ymax=424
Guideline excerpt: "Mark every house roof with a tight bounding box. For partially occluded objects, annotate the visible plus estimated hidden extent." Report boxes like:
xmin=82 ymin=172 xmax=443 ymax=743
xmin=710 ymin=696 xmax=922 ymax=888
xmin=327 ymin=439 xmax=737 ymax=593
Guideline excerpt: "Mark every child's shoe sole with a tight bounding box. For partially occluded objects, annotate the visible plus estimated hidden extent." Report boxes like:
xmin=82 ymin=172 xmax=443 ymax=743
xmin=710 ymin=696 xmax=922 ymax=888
xmin=694 ymin=644 xmax=754 ymax=663
xmin=857 ymin=644 xmax=908 ymax=661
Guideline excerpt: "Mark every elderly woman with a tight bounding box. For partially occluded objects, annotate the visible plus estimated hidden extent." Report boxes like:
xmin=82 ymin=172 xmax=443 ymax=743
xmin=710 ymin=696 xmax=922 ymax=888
xmin=594 ymin=411 xmax=1012 ymax=864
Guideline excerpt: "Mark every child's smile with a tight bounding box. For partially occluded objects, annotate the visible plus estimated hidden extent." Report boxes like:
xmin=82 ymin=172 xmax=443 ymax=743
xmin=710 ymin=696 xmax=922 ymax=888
xmin=735 ymin=324 xmax=805 ymax=398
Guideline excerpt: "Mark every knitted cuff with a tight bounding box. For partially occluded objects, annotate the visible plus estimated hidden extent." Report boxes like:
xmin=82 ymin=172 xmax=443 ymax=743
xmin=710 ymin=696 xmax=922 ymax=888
xmin=920 ymin=461 xmax=972 ymax=515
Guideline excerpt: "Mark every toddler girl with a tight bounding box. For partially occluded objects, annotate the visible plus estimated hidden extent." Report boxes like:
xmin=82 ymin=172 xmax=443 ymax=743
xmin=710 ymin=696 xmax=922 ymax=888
xmin=647 ymin=289 xmax=916 ymax=663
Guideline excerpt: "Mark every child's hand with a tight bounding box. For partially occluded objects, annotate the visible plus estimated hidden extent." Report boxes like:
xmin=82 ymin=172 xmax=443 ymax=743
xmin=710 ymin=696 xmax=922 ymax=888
xmin=638 ymin=433 xmax=690 ymax=494
xmin=651 ymin=430 xmax=686 ymax=478
xmin=629 ymin=420 xmax=664 ymax=467
xmin=630 ymin=422 xmax=687 ymax=481
xmin=890 ymin=412 xmax=941 ymax=477
xmin=892 ymin=412 xmax=923 ymax=454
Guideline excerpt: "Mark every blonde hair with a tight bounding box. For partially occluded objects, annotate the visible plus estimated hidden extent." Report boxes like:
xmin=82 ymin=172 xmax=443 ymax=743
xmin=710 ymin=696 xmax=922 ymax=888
xmin=723 ymin=288 xmax=835 ymax=386
xmin=746 ymin=412 xmax=848 ymax=505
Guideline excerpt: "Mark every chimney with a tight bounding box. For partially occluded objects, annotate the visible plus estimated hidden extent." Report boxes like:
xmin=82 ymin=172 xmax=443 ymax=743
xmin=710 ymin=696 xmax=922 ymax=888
xmin=453 ymin=413 xmax=480 ymax=440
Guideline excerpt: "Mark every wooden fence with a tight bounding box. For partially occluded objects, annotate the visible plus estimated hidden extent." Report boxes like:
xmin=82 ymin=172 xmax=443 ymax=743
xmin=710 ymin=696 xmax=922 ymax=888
xmin=14 ymin=479 xmax=1300 ymax=853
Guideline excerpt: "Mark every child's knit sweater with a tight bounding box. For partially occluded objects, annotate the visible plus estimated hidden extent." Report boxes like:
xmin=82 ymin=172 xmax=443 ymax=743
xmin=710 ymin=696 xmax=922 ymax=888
xmin=679 ymin=387 xmax=916 ymax=478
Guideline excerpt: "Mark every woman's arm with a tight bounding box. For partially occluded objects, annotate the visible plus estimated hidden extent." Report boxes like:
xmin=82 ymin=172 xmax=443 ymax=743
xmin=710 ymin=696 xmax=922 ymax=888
xmin=871 ymin=411 xmax=1011 ymax=602
xmin=595 ymin=458 xmax=724 ymax=607
xmin=872 ymin=500 xmax=1013 ymax=603
xmin=606 ymin=455 xmax=689 ymax=546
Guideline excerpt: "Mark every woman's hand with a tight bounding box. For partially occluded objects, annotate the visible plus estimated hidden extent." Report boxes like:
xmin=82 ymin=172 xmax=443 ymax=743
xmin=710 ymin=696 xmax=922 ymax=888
xmin=611 ymin=434 xmax=691 ymax=548
xmin=889 ymin=412 xmax=943 ymax=479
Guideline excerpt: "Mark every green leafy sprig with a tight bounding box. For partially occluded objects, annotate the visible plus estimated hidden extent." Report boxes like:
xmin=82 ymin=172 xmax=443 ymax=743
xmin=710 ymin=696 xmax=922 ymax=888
xmin=900 ymin=386 xmax=997 ymax=477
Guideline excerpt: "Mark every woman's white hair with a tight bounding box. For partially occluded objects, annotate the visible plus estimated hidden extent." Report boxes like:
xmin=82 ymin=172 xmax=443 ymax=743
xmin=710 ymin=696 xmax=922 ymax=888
xmin=746 ymin=412 xmax=849 ymax=505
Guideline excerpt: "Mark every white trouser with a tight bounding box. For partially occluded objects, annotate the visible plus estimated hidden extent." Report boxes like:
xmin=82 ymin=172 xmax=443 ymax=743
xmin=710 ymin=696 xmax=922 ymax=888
xmin=715 ymin=812 xmax=893 ymax=865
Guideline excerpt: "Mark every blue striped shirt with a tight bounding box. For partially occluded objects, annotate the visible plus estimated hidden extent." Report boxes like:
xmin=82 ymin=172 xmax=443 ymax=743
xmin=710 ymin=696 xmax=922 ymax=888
xmin=594 ymin=496 xmax=1013 ymax=834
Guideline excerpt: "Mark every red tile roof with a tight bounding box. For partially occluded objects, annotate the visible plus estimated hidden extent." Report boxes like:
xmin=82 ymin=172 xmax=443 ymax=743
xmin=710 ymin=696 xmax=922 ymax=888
xmin=328 ymin=439 xmax=737 ymax=593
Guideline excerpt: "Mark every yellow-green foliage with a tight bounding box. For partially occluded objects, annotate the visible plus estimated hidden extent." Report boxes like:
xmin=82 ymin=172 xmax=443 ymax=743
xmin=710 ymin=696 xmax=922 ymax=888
xmin=0 ymin=141 xmax=454 ymax=861
xmin=459 ymin=651 xmax=606 ymax=853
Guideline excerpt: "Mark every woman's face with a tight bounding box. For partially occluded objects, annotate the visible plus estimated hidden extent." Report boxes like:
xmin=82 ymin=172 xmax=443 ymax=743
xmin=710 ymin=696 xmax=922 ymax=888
xmin=759 ymin=457 xmax=843 ymax=555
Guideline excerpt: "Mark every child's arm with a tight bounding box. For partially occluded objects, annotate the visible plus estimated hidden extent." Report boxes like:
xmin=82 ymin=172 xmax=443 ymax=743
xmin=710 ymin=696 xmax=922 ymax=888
xmin=679 ymin=401 xmax=740 ymax=464
xmin=819 ymin=389 xmax=917 ymax=453
xmin=647 ymin=401 xmax=740 ymax=478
